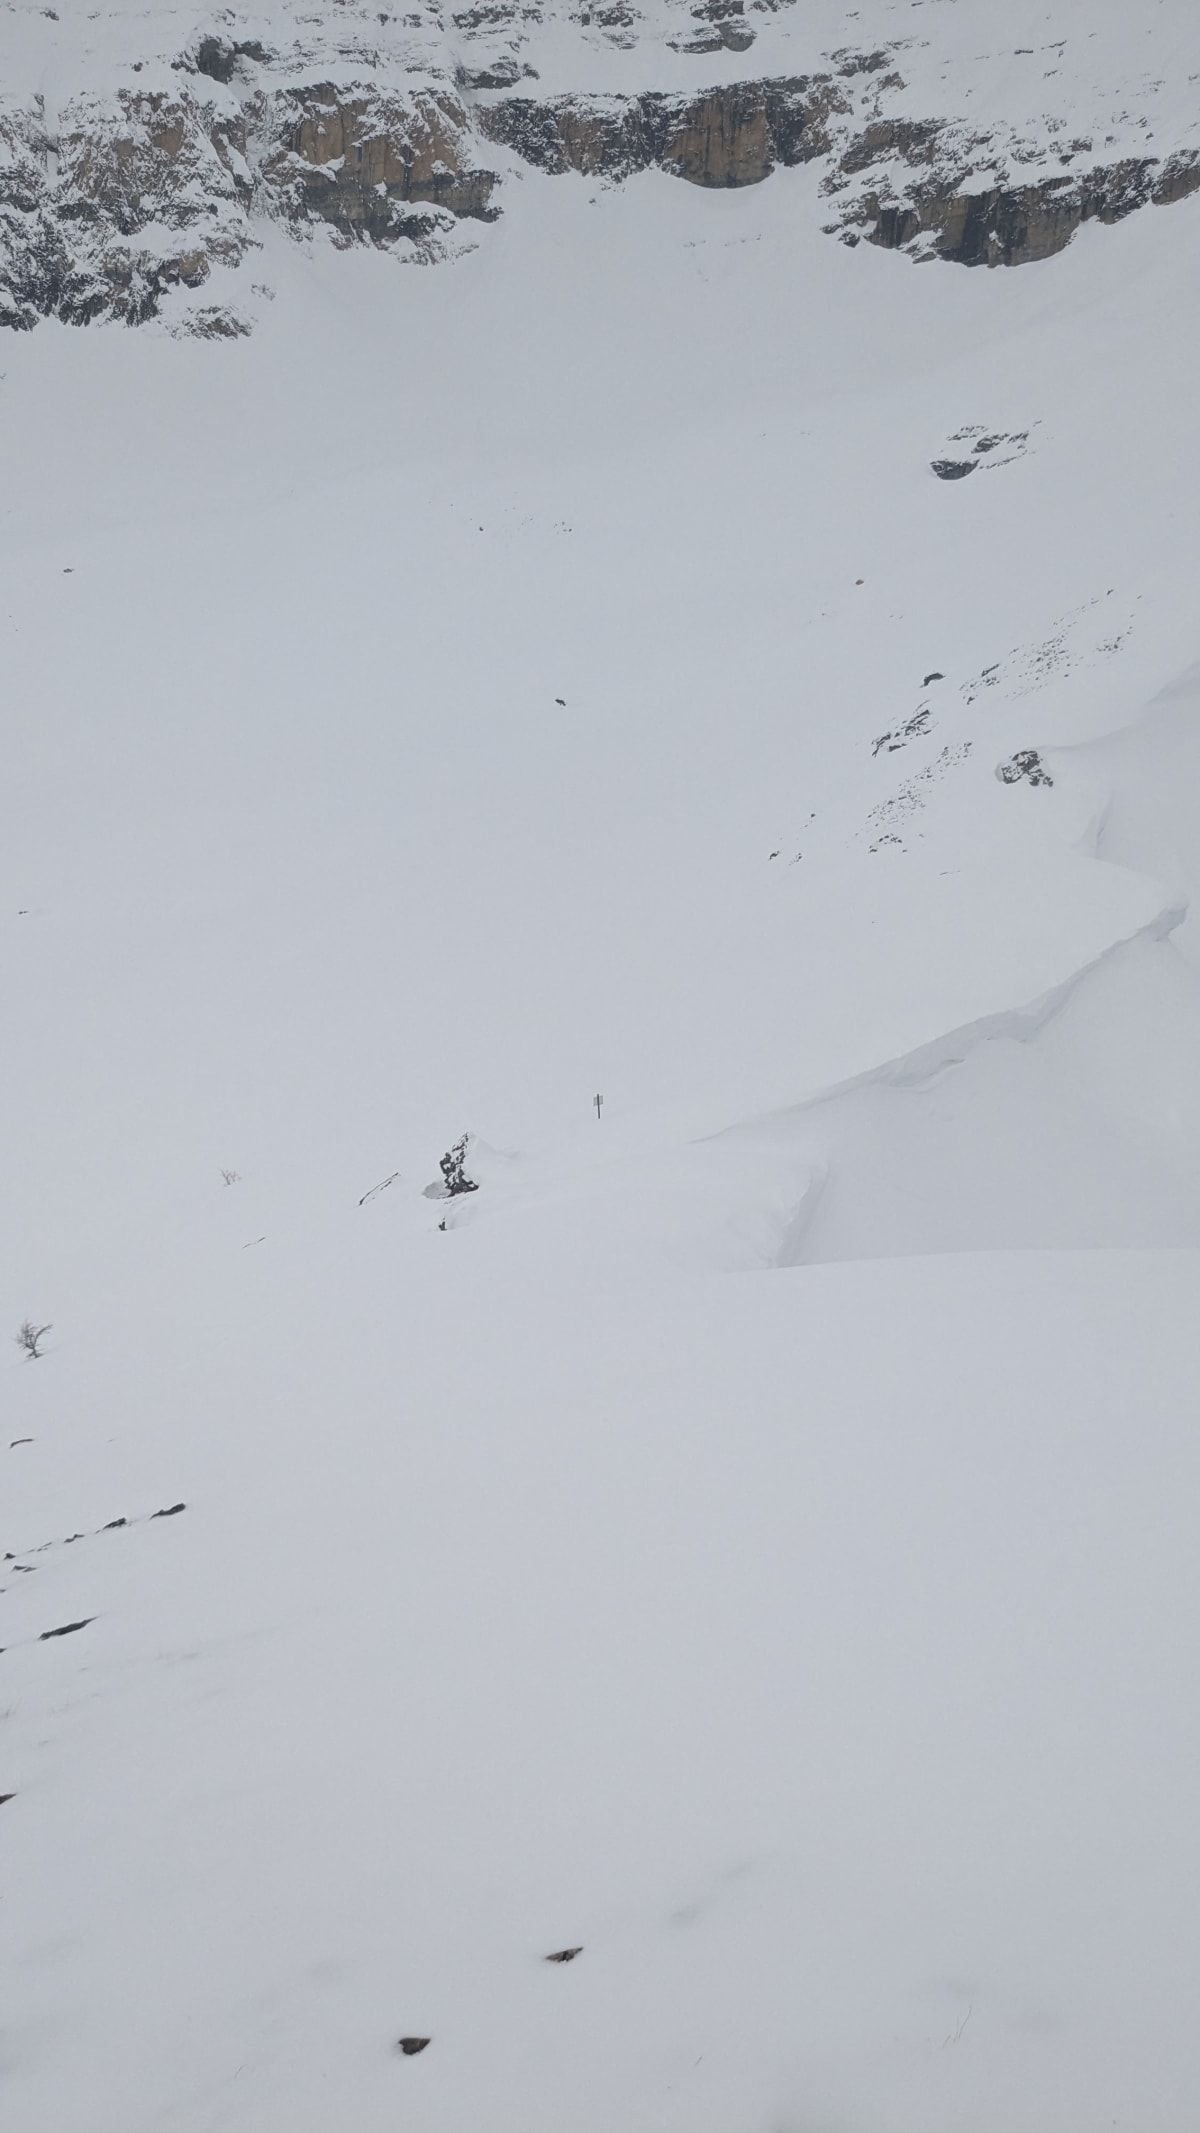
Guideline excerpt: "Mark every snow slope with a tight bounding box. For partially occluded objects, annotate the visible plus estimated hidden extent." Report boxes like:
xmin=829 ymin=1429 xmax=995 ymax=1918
xmin=3 ymin=11 xmax=1200 ymax=2129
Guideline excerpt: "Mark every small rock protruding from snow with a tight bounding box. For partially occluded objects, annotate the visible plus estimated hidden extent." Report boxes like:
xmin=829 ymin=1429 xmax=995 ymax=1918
xmin=432 ymin=1136 xmax=479 ymax=1199
xmin=997 ymin=749 xmax=1053 ymax=788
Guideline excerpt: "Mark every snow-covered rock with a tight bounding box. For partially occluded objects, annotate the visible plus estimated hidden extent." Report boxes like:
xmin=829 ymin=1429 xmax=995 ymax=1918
xmin=4 ymin=0 xmax=1200 ymax=323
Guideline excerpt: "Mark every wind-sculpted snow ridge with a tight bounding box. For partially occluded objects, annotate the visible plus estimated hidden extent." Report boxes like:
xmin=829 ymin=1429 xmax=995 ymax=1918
xmin=569 ymin=883 xmax=1200 ymax=1278
xmin=751 ymin=679 xmax=1200 ymax=1267
xmin=419 ymin=725 xmax=1200 ymax=1278
xmin=802 ymin=891 xmax=1189 ymax=1105
xmin=2 ymin=0 xmax=1200 ymax=325
xmin=770 ymin=898 xmax=1200 ymax=1265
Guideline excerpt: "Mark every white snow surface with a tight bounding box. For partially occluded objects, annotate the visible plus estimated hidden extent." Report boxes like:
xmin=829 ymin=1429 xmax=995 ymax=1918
xmin=4 ymin=8 xmax=1200 ymax=2128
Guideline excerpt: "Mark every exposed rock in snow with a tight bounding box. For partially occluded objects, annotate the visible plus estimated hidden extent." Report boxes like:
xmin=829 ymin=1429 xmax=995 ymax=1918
xmin=0 ymin=90 xmax=250 ymax=327
xmin=997 ymin=749 xmax=1054 ymax=789
xmin=2 ymin=0 xmax=1199 ymax=324
xmin=476 ymin=75 xmax=841 ymax=185
xmin=0 ymin=77 xmax=498 ymax=328
xmin=856 ymin=147 xmax=1200 ymax=267
xmin=268 ymin=82 xmax=499 ymax=234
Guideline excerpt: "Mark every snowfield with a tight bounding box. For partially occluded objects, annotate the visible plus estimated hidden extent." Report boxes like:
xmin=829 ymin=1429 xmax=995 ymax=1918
xmin=3 ymin=6 xmax=1200 ymax=2128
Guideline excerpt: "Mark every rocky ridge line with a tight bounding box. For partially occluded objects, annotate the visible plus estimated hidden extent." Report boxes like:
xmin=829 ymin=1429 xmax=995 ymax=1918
xmin=2 ymin=13 xmax=1199 ymax=330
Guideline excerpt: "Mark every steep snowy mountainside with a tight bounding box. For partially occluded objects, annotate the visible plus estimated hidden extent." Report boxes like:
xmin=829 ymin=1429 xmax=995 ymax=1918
xmin=4 ymin=6 xmax=1200 ymax=2132
xmin=3 ymin=0 xmax=1200 ymax=324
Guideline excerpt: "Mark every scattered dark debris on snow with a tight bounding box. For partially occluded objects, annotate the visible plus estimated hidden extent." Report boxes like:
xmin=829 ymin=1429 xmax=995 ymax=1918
xmin=397 ymin=2036 xmax=431 ymax=2055
xmin=866 ymin=739 xmax=973 ymax=850
xmin=872 ymin=706 xmax=933 ymax=755
xmin=922 ymin=670 xmax=945 ymax=685
xmin=997 ymin=748 xmax=1053 ymax=787
xmin=545 ymin=1946 xmax=584 ymax=1963
xmin=5 ymin=1501 xmax=186 ymax=1564
xmin=948 ymin=424 xmax=1034 ymax=469
xmin=170 ymin=305 xmax=253 ymax=341
xmin=40 ymin=1618 xmax=95 ymax=1641
xmin=931 ymin=458 xmax=977 ymax=480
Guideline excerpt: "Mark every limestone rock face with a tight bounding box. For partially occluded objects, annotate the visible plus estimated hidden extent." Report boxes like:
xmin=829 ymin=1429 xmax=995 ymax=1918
xmin=861 ymin=151 xmax=1200 ymax=267
xmin=473 ymin=91 xmax=669 ymax=181
xmin=0 ymin=91 xmax=250 ymax=328
xmin=477 ymin=76 xmax=841 ymax=187
xmin=265 ymin=85 xmax=499 ymax=241
xmin=0 ymin=75 xmax=498 ymax=329
xmin=668 ymin=86 xmax=776 ymax=185
xmin=1 ymin=1 xmax=1199 ymax=328
xmin=665 ymin=77 xmax=841 ymax=185
xmin=837 ymin=117 xmax=941 ymax=179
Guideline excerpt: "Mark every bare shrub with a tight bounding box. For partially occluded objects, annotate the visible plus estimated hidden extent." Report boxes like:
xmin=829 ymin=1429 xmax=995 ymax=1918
xmin=15 ymin=1320 xmax=51 ymax=1361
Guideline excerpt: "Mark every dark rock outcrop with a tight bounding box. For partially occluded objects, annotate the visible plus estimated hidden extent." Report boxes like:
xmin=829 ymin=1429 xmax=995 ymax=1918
xmin=456 ymin=57 xmax=534 ymax=90
xmin=670 ymin=2 xmax=757 ymax=57
xmin=859 ymin=146 xmax=1200 ymax=267
xmin=0 ymin=91 xmax=249 ymax=328
xmin=997 ymin=750 xmax=1053 ymax=788
xmin=478 ymin=75 xmax=843 ymax=187
xmin=267 ymin=84 xmax=499 ymax=239
xmin=838 ymin=117 xmax=941 ymax=178
xmin=2 ymin=2 xmax=1199 ymax=334
xmin=192 ymin=36 xmax=270 ymax=85
xmin=0 ymin=80 xmax=498 ymax=328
